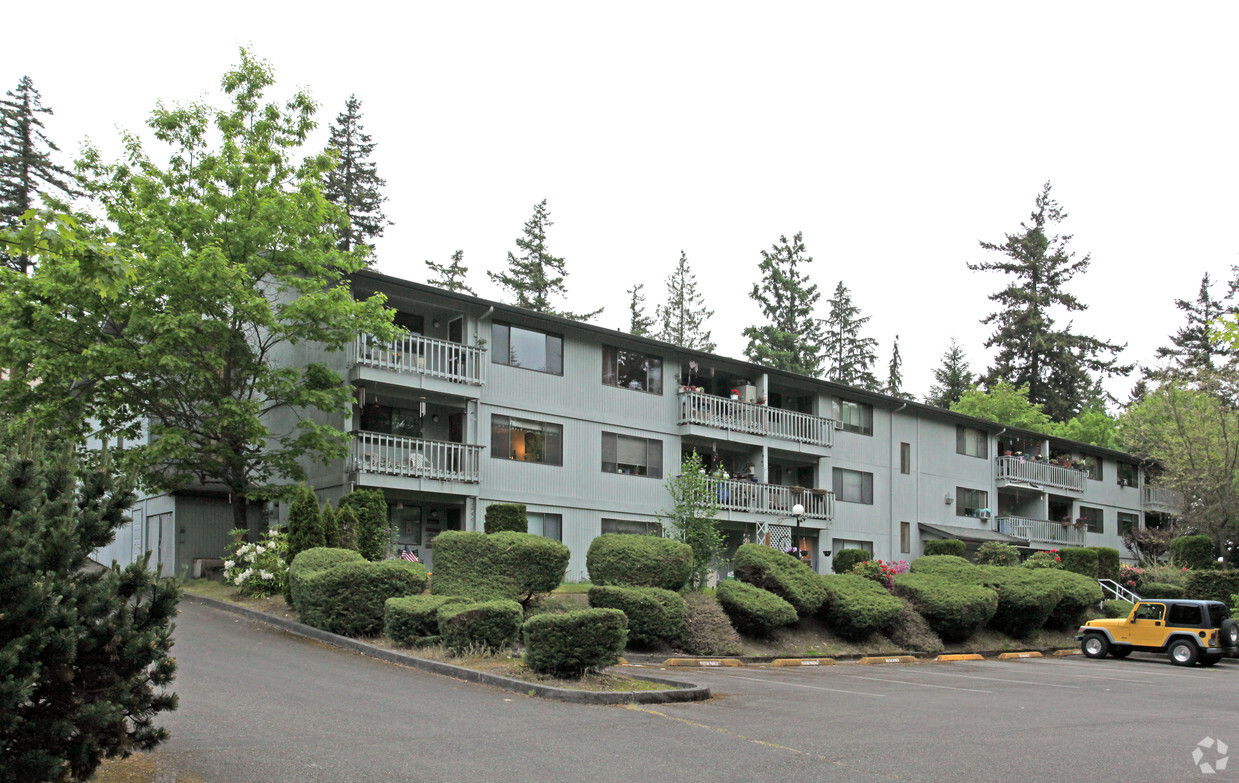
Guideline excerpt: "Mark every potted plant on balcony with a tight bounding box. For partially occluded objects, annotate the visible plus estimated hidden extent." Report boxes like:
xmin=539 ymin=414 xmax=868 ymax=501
xmin=1072 ymin=517 xmax=1087 ymax=530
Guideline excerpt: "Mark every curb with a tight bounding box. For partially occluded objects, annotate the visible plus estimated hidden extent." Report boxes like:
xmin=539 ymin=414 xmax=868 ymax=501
xmin=1052 ymin=649 xmax=1082 ymax=657
xmin=858 ymin=656 xmax=918 ymax=665
xmin=663 ymin=658 xmax=744 ymax=668
xmin=996 ymin=652 xmax=1043 ymax=660
xmin=771 ymin=658 xmax=837 ymax=667
xmin=183 ymin=594 xmax=710 ymax=704
xmin=937 ymin=654 xmax=984 ymax=662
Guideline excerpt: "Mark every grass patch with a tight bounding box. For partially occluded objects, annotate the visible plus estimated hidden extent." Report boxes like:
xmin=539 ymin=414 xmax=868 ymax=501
xmin=180 ymin=578 xmax=298 ymax=620
xmin=552 ymin=581 xmax=594 ymax=594
xmin=90 ymin=753 xmax=204 ymax=783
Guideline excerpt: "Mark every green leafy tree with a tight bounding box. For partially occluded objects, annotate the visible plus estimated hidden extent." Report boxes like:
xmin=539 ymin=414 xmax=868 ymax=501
xmin=1151 ymin=272 xmax=1229 ymax=379
xmin=425 ymin=249 xmax=475 ymax=294
xmin=626 ymin=282 xmax=655 ymax=336
xmin=743 ymin=232 xmax=826 ymax=376
xmin=1048 ymin=401 xmax=1119 ymax=449
xmin=0 ymin=51 xmax=395 ymax=532
xmin=488 ymin=199 xmax=601 ymax=321
xmin=0 ymin=442 xmax=180 ymax=783
xmin=925 ymin=338 xmax=974 ymax=408
xmin=0 ymin=76 xmax=80 ymax=274
xmin=950 ymin=382 xmax=1053 ymax=432
xmin=285 ymin=484 xmax=325 ymax=564
xmin=656 ymin=250 xmax=715 ymax=351
xmin=659 ymin=451 xmax=723 ymax=591
xmin=886 ymin=335 xmax=903 ymax=397
xmin=322 ymin=94 xmax=390 ymax=258
xmin=969 ymin=182 xmax=1131 ymax=422
xmin=822 ymin=281 xmax=879 ymax=389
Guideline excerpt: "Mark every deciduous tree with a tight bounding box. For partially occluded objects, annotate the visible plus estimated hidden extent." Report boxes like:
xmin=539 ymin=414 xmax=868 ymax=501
xmin=822 ymin=281 xmax=879 ymax=389
xmin=660 ymin=451 xmax=723 ymax=591
xmin=657 ymin=250 xmax=715 ymax=351
xmin=743 ymin=232 xmax=826 ymax=376
xmin=488 ymin=199 xmax=600 ymax=321
xmin=322 ymin=95 xmax=390 ymax=258
xmin=950 ymin=382 xmax=1053 ymax=432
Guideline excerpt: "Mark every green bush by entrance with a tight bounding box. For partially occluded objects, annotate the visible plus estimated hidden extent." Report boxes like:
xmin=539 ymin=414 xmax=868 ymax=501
xmin=716 ymin=580 xmax=797 ymax=637
xmin=587 ymin=586 xmax=685 ymax=648
xmin=298 ymin=559 xmax=428 ymax=637
xmin=732 ymin=543 xmax=829 ymax=617
xmin=1032 ymin=569 xmax=1104 ymax=629
xmin=1058 ymin=547 xmax=1099 ymax=578
xmin=438 ymin=600 xmax=524 ymax=654
xmin=287 ymin=547 xmax=365 ymax=609
xmin=431 ymin=531 xmax=569 ymax=606
xmin=585 ymin=534 xmax=691 ymax=591
xmin=923 ymin=539 xmax=967 ymax=558
xmin=384 ymin=595 xmax=474 ymax=647
xmin=892 ymin=573 xmax=998 ymax=642
xmin=818 ymin=574 xmax=903 ymax=641
xmin=522 ymin=608 xmax=628 ymax=678
xmin=831 ymin=548 xmax=870 ymax=574
xmin=484 ymin=503 xmax=528 ymax=534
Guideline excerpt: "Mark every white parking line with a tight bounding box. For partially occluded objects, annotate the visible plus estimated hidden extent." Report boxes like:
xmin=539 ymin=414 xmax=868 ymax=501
xmin=901 ymin=668 xmax=1081 ymax=688
xmin=1040 ymin=658 xmax=1227 ymax=679
xmin=722 ymin=674 xmax=888 ymax=698
xmin=837 ymin=673 xmax=993 ymax=694
xmin=988 ymin=661 xmax=1156 ymax=684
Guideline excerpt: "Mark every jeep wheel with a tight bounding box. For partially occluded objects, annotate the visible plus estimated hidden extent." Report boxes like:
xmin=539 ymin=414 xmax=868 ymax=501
xmin=1169 ymin=639 xmax=1200 ymax=667
xmin=1110 ymin=648 xmax=1131 ymax=659
xmin=1201 ymin=653 xmax=1222 ymax=667
xmin=1082 ymin=633 xmax=1109 ymax=659
xmin=1221 ymin=618 xmax=1238 ymax=648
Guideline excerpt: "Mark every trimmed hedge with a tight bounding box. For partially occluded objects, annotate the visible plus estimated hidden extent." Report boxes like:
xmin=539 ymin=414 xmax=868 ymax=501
xmin=438 ymin=600 xmax=524 ymax=654
xmin=1140 ymin=582 xmax=1185 ymax=599
xmin=484 ymin=503 xmax=528 ymax=534
xmin=287 ymin=547 xmax=366 ymax=609
xmin=974 ymin=567 xmax=1062 ymax=637
xmin=585 ymin=534 xmax=691 ymax=591
xmin=1033 ymin=569 xmax=1104 ymax=629
xmin=1058 ymin=548 xmax=1098 ymax=578
xmin=1170 ymin=535 xmax=1216 ymax=570
xmin=908 ymin=554 xmax=975 ymax=579
xmin=431 ymin=531 xmax=570 ymax=605
xmin=732 ymin=543 xmax=829 ymax=617
xmin=299 ymin=559 xmax=429 ymax=637
xmin=923 ymin=539 xmax=967 ymax=558
xmin=587 ymin=586 xmax=685 ymax=648
xmin=1088 ymin=547 xmax=1120 ymax=582
xmin=716 ymin=580 xmax=798 ymax=637
xmin=975 ymin=542 xmax=1020 ymax=567
xmin=522 ymin=608 xmax=628 ymax=678
xmin=1103 ymin=599 xmax=1134 ymax=618
xmin=384 ymin=595 xmax=474 ymax=647
xmin=832 ymin=548 xmax=871 ymax=574
xmin=818 ymin=574 xmax=903 ymax=641
xmin=340 ymin=488 xmax=390 ymax=562
xmin=1183 ymin=571 xmax=1239 ymax=603
xmin=892 ymin=573 xmax=998 ymax=642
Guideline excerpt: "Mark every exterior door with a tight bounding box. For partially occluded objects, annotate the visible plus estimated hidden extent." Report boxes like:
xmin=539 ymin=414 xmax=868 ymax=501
xmin=1127 ymin=602 xmax=1166 ymax=646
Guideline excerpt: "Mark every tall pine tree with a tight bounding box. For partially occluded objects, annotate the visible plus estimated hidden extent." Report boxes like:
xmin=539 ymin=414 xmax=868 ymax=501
xmin=886 ymin=335 xmax=903 ymax=397
xmin=969 ymin=182 xmax=1130 ymax=422
xmin=1151 ymin=272 xmax=1229 ymax=378
xmin=322 ymin=95 xmax=389 ymax=259
xmin=925 ymin=337 xmax=974 ymax=408
xmin=488 ymin=199 xmax=601 ymax=321
xmin=822 ymin=281 xmax=879 ymax=389
xmin=0 ymin=76 xmax=79 ymax=274
xmin=743 ymin=232 xmax=825 ymax=376
xmin=425 ymin=249 xmax=475 ymax=294
xmin=656 ymin=251 xmax=715 ymax=351
xmin=627 ymin=282 xmax=655 ymax=336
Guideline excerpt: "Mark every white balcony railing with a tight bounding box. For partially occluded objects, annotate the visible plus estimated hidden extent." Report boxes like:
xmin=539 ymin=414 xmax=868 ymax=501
xmin=705 ymin=477 xmax=834 ymax=521
xmin=678 ymin=391 xmax=833 ymax=448
xmin=995 ymin=456 xmax=1086 ymax=493
xmin=995 ymin=515 xmax=1086 ymax=547
xmin=350 ymin=432 xmax=482 ymax=483
xmin=1142 ymin=486 xmax=1184 ymax=515
xmin=350 ymin=334 xmax=486 ymax=386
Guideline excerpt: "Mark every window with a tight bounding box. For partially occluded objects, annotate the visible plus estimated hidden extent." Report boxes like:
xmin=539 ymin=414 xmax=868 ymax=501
xmin=491 ymin=415 xmax=563 ymax=465
xmin=1117 ymin=462 xmax=1137 ymax=487
xmin=956 ymin=426 xmax=988 ymax=459
xmin=491 ymin=322 xmax=563 ymax=375
xmin=1079 ymin=505 xmax=1103 ymax=534
xmin=601 ymin=432 xmax=663 ymax=478
xmin=1167 ymin=603 xmax=1204 ymax=626
xmin=527 ymin=512 xmax=563 ymax=542
xmin=359 ymin=403 xmax=423 ymax=437
xmin=833 ymin=538 xmax=873 ymax=554
xmin=1118 ymin=512 xmax=1139 ymax=536
xmin=832 ymin=468 xmax=874 ymax=504
xmin=956 ymin=487 xmax=988 ymax=517
xmin=900 ymin=521 xmax=911 ymax=553
xmin=900 ymin=443 xmax=911 ymax=474
xmin=601 ymin=519 xmax=664 ymax=536
xmin=831 ymin=398 xmax=873 ymax=435
xmin=1083 ymin=455 xmax=1102 ymax=481
xmin=1134 ymin=603 xmax=1164 ymax=621
xmin=602 ymin=346 xmax=662 ymax=394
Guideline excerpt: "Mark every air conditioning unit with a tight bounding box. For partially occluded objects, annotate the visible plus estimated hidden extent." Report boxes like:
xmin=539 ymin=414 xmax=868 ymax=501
xmin=833 ymin=420 xmax=844 ymax=430
xmin=976 ymin=509 xmax=992 ymax=520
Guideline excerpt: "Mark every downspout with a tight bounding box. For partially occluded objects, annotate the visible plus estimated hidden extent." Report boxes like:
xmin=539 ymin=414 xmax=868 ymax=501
xmin=892 ymin=402 xmax=907 ymax=561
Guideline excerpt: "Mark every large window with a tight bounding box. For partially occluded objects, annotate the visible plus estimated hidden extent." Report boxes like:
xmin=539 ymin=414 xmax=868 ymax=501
xmin=1079 ymin=505 xmax=1103 ymax=534
xmin=527 ymin=512 xmax=563 ymax=541
xmin=956 ymin=426 xmax=988 ymax=459
xmin=492 ymin=322 xmax=563 ymax=375
xmin=1083 ymin=455 xmax=1103 ymax=481
xmin=360 ymin=402 xmax=423 ymax=437
xmin=1117 ymin=462 xmax=1137 ymax=487
xmin=1118 ymin=512 xmax=1139 ymax=536
xmin=832 ymin=467 xmax=874 ymax=504
xmin=831 ymin=398 xmax=873 ymax=436
xmin=601 ymin=432 xmax=663 ymax=478
xmin=491 ymin=415 xmax=563 ymax=465
xmin=956 ymin=487 xmax=988 ymax=517
xmin=602 ymin=346 xmax=662 ymax=394
xmin=601 ymin=519 xmax=664 ymax=536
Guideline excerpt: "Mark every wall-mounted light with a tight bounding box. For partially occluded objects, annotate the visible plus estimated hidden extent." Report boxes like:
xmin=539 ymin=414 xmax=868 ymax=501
xmin=944 ymin=494 xmax=954 ymax=505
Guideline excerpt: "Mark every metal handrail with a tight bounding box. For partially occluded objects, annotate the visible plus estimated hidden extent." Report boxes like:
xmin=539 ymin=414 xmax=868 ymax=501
xmin=350 ymin=432 xmax=482 ymax=483
xmin=995 ymin=515 xmax=1087 ymax=547
xmin=677 ymin=391 xmax=833 ymax=448
xmin=704 ymin=477 xmax=834 ymax=521
xmin=349 ymin=333 xmax=487 ymax=385
xmin=995 ymin=456 xmax=1086 ymax=492
xmin=1098 ymin=579 xmax=1141 ymax=603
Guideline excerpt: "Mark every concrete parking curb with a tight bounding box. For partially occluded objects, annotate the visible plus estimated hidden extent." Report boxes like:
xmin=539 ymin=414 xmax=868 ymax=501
xmin=937 ymin=654 xmax=984 ymax=662
xmin=997 ymin=651 xmax=1043 ymax=660
xmin=771 ymin=658 xmax=837 ymax=667
xmin=858 ymin=656 xmax=918 ymax=665
xmin=183 ymin=593 xmax=710 ymax=704
xmin=663 ymin=658 xmax=744 ymax=668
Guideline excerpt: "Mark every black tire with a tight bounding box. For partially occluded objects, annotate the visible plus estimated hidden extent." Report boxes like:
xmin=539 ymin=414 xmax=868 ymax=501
xmin=1169 ymin=639 xmax=1200 ymax=667
xmin=1082 ymin=633 xmax=1109 ymax=659
xmin=1221 ymin=618 xmax=1238 ymax=648
xmin=1201 ymin=653 xmax=1222 ymax=667
xmin=1110 ymin=648 xmax=1132 ymax=659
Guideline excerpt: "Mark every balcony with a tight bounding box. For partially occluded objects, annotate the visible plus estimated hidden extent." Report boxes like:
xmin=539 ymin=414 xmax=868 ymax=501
xmin=706 ymin=477 xmax=834 ymax=521
xmin=995 ymin=456 xmax=1085 ymax=493
xmin=678 ymin=391 xmax=833 ymax=448
xmin=350 ymin=432 xmax=482 ymax=484
xmin=349 ymin=334 xmax=487 ymax=386
xmin=995 ymin=515 xmax=1086 ymax=548
xmin=1142 ymin=486 xmax=1184 ymax=515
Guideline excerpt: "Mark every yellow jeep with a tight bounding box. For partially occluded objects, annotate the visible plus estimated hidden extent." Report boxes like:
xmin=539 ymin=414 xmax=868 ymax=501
xmin=1077 ymin=599 xmax=1237 ymax=667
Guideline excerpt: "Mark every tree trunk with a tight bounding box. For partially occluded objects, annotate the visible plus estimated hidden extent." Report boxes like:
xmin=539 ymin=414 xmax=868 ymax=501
xmin=232 ymin=491 xmax=251 ymax=540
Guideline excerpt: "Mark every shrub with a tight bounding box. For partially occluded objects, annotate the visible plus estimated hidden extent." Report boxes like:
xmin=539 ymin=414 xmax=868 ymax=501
xmin=285 ymin=484 xmax=324 ymax=565
xmin=340 ymin=488 xmax=391 ymax=561
xmin=1119 ymin=563 xmax=1146 ymax=592
xmin=286 ymin=546 xmax=365 ymax=609
xmin=975 ymin=566 xmax=1062 ymax=637
xmin=1103 ymin=599 xmax=1134 ymax=618
xmin=832 ymin=548 xmax=870 ymax=574
xmin=1089 ymin=547 xmax=1120 ymax=581
xmin=484 ymin=503 xmax=528 ymax=534
xmin=1140 ymin=582 xmax=1186 ymax=599
xmin=438 ymin=600 xmax=524 ymax=654
xmin=1142 ymin=561 xmax=1192 ymax=587
xmin=716 ymin=580 xmax=798 ymax=637
xmin=892 ymin=573 xmax=998 ymax=642
xmin=1170 ymin=535 xmax=1217 ymax=570
xmin=384 ymin=595 xmax=474 ymax=647
xmin=1033 ymin=569 xmax=1104 ymax=629
xmin=587 ymin=586 xmax=686 ymax=648
xmin=523 ymin=608 xmax=628 ymax=678
xmin=818 ymin=574 xmax=903 ymax=641
xmin=1182 ymin=570 xmax=1239 ymax=603
xmin=431 ymin=531 xmax=570 ymax=607
xmin=299 ymin=559 xmax=428 ymax=637
xmin=908 ymin=554 xmax=976 ymax=579
xmin=585 ymin=533 xmax=692 ymax=591
xmin=1022 ymin=550 xmax=1064 ymax=569
xmin=1058 ymin=547 xmax=1098 ymax=578
xmin=975 ymin=542 xmax=1020 ymax=567
xmin=888 ymin=597 xmax=945 ymax=654
xmin=732 ymin=543 xmax=829 ymax=616
xmin=678 ymin=592 xmax=743 ymax=656
xmin=923 ymin=539 xmax=967 ymax=558
xmin=320 ymin=501 xmax=341 ymax=548
xmin=224 ymin=526 xmax=288 ymax=598
xmin=336 ymin=504 xmax=359 ymax=551
xmin=850 ymin=559 xmax=910 ymax=591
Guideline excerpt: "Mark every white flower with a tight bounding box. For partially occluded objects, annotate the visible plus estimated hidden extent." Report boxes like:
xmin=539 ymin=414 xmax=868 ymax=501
xmin=255 ymin=545 xmax=266 ymax=555
xmin=238 ymin=568 xmax=254 ymax=583
xmin=259 ymin=570 xmax=274 ymax=580
xmin=224 ymin=560 xmax=235 ymax=570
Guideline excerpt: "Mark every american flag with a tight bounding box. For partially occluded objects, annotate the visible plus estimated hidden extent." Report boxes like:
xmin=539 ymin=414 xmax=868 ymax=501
xmin=399 ymin=549 xmax=421 ymax=563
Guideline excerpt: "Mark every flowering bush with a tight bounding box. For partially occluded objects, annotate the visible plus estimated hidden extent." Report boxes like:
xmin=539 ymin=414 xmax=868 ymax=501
xmin=1119 ymin=563 xmax=1146 ymax=591
xmin=223 ymin=527 xmax=289 ymax=598
xmin=1022 ymin=549 xmax=1064 ymax=569
xmin=851 ymin=559 xmax=910 ymax=590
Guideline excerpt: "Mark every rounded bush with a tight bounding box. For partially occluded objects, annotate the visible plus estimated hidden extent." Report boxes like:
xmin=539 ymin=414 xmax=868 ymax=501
xmin=299 ymin=559 xmax=429 ymax=637
xmin=287 ymin=547 xmax=366 ymax=609
xmin=716 ymin=580 xmax=798 ymax=637
xmin=1170 ymin=535 xmax=1216 ymax=570
xmin=1058 ymin=548 xmax=1099 ymax=578
xmin=438 ymin=600 xmax=524 ymax=654
xmin=1032 ymin=569 xmax=1104 ymax=629
xmin=1103 ymin=599 xmax=1134 ymax=618
xmin=832 ymin=548 xmax=870 ymax=574
xmin=732 ymin=543 xmax=829 ymax=617
xmin=384 ymin=595 xmax=474 ymax=647
xmin=523 ymin=608 xmax=628 ymax=678
xmin=431 ymin=531 xmax=570 ymax=605
xmin=1022 ymin=550 xmax=1064 ymax=569
xmin=974 ymin=566 xmax=1061 ymax=637
xmin=892 ymin=573 xmax=998 ymax=642
xmin=484 ymin=503 xmax=528 ymax=534
xmin=923 ymin=539 xmax=967 ymax=558
xmin=585 ymin=534 xmax=691 ymax=591
xmin=1088 ymin=547 xmax=1121 ymax=582
xmin=818 ymin=574 xmax=903 ymax=641
xmin=1140 ymin=582 xmax=1186 ymax=599
xmin=975 ymin=542 xmax=1020 ymax=567
xmin=909 ymin=554 xmax=977 ymax=580
xmin=1183 ymin=570 xmax=1239 ymax=603
xmin=587 ymin=586 xmax=686 ymax=648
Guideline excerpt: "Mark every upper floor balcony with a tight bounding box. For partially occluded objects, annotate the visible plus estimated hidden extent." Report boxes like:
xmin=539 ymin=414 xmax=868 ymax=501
xmin=348 ymin=334 xmax=487 ymax=390
xmin=349 ymin=431 xmax=482 ymax=488
xmin=995 ymin=515 xmax=1086 ymax=548
xmin=995 ymin=456 xmax=1085 ymax=493
xmin=678 ymin=390 xmax=833 ymax=449
xmin=1142 ymin=486 xmax=1184 ymax=515
xmin=706 ymin=477 xmax=834 ymax=522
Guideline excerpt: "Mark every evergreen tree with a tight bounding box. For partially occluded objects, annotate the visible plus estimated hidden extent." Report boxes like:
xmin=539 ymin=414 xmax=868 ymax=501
xmin=487 ymin=199 xmax=601 ymax=321
xmin=822 ymin=281 xmax=879 ymax=389
xmin=0 ymin=76 xmax=79 ymax=274
xmin=743 ymin=232 xmax=826 ymax=376
xmin=425 ymin=249 xmax=475 ymax=294
xmin=322 ymin=95 xmax=389 ymax=259
xmin=886 ymin=335 xmax=903 ymax=397
xmin=320 ymin=500 xmax=341 ymax=548
xmin=336 ymin=504 xmax=359 ymax=552
xmin=968 ymin=182 xmax=1130 ymax=422
xmin=656 ymin=250 xmax=715 ymax=351
xmin=341 ymin=488 xmax=390 ymax=561
xmin=1151 ymin=272 xmax=1229 ymax=378
xmin=285 ymin=484 xmax=324 ymax=564
xmin=626 ymin=282 xmax=655 ymax=336
xmin=925 ymin=337 xmax=974 ymax=408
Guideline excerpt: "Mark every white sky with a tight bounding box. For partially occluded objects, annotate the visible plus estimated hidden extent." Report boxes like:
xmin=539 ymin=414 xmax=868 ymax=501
xmin=6 ymin=2 xmax=1239 ymax=405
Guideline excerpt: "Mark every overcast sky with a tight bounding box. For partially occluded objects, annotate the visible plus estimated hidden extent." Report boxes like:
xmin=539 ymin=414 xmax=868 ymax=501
xmin=6 ymin=2 xmax=1238 ymax=405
